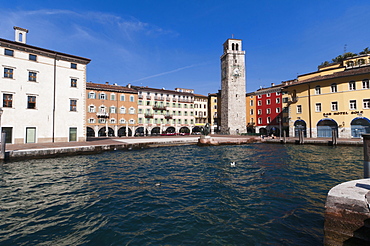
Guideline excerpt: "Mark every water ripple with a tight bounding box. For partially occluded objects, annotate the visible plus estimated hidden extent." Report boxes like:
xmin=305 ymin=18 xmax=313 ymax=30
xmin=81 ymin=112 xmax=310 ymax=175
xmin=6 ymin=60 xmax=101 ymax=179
xmin=0 ymin=144 xmax=363 ymax=245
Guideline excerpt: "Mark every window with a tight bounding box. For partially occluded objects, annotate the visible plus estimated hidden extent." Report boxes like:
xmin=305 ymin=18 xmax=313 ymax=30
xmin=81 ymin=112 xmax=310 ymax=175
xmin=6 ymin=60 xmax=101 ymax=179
xmin=120 ymin=107 xmax=126 ymax=114
xmin=4 ymin=68 xmax=13 ymax=78
xmin=71 ymin=78 xmax=77 ymax=87
xmin=130 ymin=95 xmax=134 ymax=102
xmin=110 ymin=106 xmax=116 ymax=113
xmin=267 ymin=117 xmax=271 ymax=124
xmin=120 ymin=95 xmax=125 ymax=101
xmin=331 ymin=101 xmax=338 ymax=111
xmin=331 ymin=83 xmax=337 ymax=93
xmin=88 ymin=105 xmax=95 ymax=113
xmin=110 ymin=118 xmax=116 ymax=123
xmin=129 ymin=119 xmax=135 ymax=124
xmin=120 ymin=119 xmax=126 ymax=124
xmin=266 ymin=99 xmax=271 ymax=105
xmin=257 ymin=95 xmax=262 ymax=99
xmin=276 ymin=98 xmax=280 ymax=104
xmin=257 ymin=109 xmax=262 ymax=115
xmin=363 ymin=99 xmax=370 ymax=109
xmin=349 ymin=100 xmax=357 ymax=110
xmin=250 ymin=109 xmax=254 ymax=115
xmin=70 ymin=100 xmax=77 ymax=111
xmin=258 ymin=100 xmax=262 ymax=106
xmin=315 ymin=103 xmax=322 ymax=112
xmin=110 ymin=94 xmax=116 ymax=100
xmin=138 ymin=100 xmax=143 ymax=105
xmin=213 ymin=105 xmax=217 ymax=109
xmin=266 ymin=108 xmax=271 ymax=114
xmin=283 ymin=107 xmax=288 ymax=113
xmin=258 ymin=118 xmax=262 ymax=124
xmin=250 ymin=100 xmax=254 ymax=106
xmin=266 ymin=93 xmax=271 ymax=97
xmin=349 ymin=81 xmax=356 ymax=90
xmin=4 ymin=49 xmax=13 ymax=56
xmin=297 ymin=105 xmax=302 ymax=114
xmin=3 ymin=94 xmax=12 ymax=107
xmin=363 ymin=79 xmax=370 ymax=89
xmin=276 ymin=92 xmax=280 ymax=96
xmin=129 ymin=107 xmax=135 ymax=114
xmin=71 ymin=63 xmax=77 ymax=69
xmin=88 ymin=92 xmax=95 ymax=99
xmin=315 ymin=86 xmax=321 ymax=95
xmin=100 ymin=93 xmax=106 ymax=100
xmin=99 ymin=118 xmax=106 ymax=124
xmin=276 ymin=107 xmax=280 ymax=113
xmin=29 ymin=54 xmax=37 ymax=61
xmin=283 ymin=97 xmax=288 ymax=103
xmin=27 ymin=96 xmax=36 ymax=109
xmin=28 ymin=72 xmax=37 ymax=82
xmin=99 ymin=106 xmax=106 ymax=113
xmin=89 ymin=118 xmax=95 ymax=123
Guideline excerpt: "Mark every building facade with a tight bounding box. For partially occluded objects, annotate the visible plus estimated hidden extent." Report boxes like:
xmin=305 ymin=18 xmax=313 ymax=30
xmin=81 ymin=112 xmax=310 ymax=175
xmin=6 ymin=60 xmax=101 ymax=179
xmin=86 ymin=82 xmax=138 ymax=137
xmin=208 ymin=92 xmax=221 ymax=133
xmin=246 ymin=92 xmax=256 ymax=133
xmin=193 ymin=93 xmax=208 ymax=132
xmin=134 ymin=86 xmax=195 ymax=135
xmin=283 ymin=55 xmax=370 ymax=138
xmin=254 ymin=83 xmax=284 ymax=136
xmin=0 ymin=27 xmax=90 ymax=144
xmin=220 ymin=39 xmax=247 ymax=134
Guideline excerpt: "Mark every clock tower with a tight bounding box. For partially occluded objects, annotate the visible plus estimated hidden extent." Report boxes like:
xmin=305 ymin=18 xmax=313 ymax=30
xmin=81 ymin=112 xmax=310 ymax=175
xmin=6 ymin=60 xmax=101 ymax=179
xmin=220 ymin=39 xmax=247 ymax=135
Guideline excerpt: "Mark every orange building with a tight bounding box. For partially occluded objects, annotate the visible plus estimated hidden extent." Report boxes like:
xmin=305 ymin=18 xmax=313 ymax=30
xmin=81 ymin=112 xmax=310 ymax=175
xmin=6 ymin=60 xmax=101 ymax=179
xmin=86 ymin=82 xmax=138 ymax=137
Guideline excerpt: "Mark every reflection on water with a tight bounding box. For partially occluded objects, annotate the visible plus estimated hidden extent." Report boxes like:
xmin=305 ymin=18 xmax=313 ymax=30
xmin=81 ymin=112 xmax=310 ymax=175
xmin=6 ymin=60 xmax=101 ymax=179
xmin=0 ymin=144 xmax=363 ymax=245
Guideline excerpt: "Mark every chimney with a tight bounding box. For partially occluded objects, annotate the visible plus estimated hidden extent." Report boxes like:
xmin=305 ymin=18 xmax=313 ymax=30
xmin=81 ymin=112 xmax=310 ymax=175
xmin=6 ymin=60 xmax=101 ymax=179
xmin=105 ymin=82 xmax=109 ymax=85
xmin=271 ymin=83 xmax=275 ymax=87
xmin=13 ymin=26 xmax=28 ymax=44
xmin=127 ymin=83 xmax=131 ymax=88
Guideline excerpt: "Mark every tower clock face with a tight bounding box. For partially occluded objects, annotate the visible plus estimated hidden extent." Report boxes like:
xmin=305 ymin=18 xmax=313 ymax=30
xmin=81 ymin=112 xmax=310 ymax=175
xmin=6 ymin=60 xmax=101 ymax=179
xmin=233 ymin=68 xmax=240 ymax=77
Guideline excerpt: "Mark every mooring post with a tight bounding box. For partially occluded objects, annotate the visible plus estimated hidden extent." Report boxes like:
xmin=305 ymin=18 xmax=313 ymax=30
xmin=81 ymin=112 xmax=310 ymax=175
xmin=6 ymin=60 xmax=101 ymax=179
xmin=300 ymin=129 xmax=304 ymax=144
xmin=0 ymin=132 xmax=6 ymax=160
xmin=283 ymin=130 xmax=286 ymax=144
xmin=363 ymin=134 xmax=370 ymax=178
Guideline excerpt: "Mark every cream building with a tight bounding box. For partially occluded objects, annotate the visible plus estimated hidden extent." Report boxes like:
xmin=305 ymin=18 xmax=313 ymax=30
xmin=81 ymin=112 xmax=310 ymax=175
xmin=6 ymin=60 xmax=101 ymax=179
xmin=283 ymin=54 xmax=370 ymax=138
xmin=133 ymin=86 xmax=195 ymax=135
xmin=0 ymin=27 xmax=90 ymax=143
xmin=193 ymin=93 xmax=208 ymax=132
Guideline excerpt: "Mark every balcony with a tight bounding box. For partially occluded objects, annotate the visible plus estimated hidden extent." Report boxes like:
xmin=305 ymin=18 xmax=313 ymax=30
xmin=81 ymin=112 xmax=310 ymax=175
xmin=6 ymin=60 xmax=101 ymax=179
xmin=97 ymin=112 xmax=109 ymax=118
xmin=166 ymin=97 xmax=171 ymax=101
xmin=146 ymin=96 xmax=151 ymax=100
xmin=154 ymin=96 xmax=164 ymax=101
xmin=145 ymin=113 xmax=154 ymax=118
xmin=138 ymin=95 xmax=143 ymax=99
xmin=153 ymin=105 xmax=167 ymax=110
xmin=165 ymin=114 xmax=173 ymax=119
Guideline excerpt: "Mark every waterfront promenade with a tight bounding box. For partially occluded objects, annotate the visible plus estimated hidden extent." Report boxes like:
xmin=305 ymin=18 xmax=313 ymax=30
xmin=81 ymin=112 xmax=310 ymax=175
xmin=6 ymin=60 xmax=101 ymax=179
xmin=3 ymin=135 xmax=364 ymax=161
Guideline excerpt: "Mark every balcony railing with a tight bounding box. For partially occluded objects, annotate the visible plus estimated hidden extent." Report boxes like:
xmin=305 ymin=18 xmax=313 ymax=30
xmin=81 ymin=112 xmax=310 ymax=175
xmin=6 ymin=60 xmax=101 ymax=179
xmin=153 ymin=105 xmax=167 ymax=110
xmin=97 ymin=112 xmax=109 ymax=118
xmin=165 ymin=114 xmax=173 ymax=119
xmin=154 ymin=96 xmax=164 ymax=101
xmin=145 ymin=113 xmax=154 ymax=118
xmin=138 ymin=95 xmax=143 ymax=99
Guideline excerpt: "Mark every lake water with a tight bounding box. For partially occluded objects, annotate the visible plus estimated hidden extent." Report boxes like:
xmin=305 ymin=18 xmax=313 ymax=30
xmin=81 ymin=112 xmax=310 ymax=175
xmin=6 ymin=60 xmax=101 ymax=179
xmin=0 ymin=144 xmax=363 ymax=245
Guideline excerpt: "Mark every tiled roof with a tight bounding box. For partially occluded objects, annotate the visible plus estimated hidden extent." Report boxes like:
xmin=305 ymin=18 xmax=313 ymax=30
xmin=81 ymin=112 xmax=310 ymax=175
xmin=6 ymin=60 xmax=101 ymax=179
xmin=193 ymin=93 xmax=207 ymax=98
xmin=131 ymin=85 xmax=194 ymax=96
xmin=292 ymin=66 xmax=370 ymax=85
xmin=86 ymin=82 xmax=137 ymax=93
xmin=0 ymin=38 xmax=91 ymax=64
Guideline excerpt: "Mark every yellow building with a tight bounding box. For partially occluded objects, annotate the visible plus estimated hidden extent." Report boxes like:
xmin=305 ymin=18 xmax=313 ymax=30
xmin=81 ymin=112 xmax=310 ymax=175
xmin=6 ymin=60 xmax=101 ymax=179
xmin=208 ymin=92 xmax=221 ymax=133
xmin=246 ymin=92 xmax=256 ymax=133
xmin=283 ymin=54 xmax=370 ymax=138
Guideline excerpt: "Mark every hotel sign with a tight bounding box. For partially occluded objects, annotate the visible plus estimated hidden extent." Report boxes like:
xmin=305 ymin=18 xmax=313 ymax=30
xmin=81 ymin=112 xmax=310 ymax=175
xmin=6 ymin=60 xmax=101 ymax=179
xmin=323 ymin=111 xmax=363 ymax=117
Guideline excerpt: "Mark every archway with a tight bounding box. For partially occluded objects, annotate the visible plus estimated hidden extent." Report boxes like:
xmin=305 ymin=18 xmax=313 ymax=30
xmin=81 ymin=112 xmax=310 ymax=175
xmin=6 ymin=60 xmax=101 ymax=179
xmin=118 ymin=127 xmax=132 ymax=137
xmin=351 ymin=117 xmax=370 ymax=138
xmin=166 ymin=127 xmax=176 ymax=133
xmin=317 ymin=119 xmax=338 ymax=138
xmin=135 ymin=127 xmax=148 ymax=136
xmin=86 ymin=127 xmax=95 ymax=137
xmin=259 ymin=128 xmax=267 ymax=136
xmin=192 ymin=126 xmax=202 ymax=135
xmin=179 ymin=126 xmax=190 ymax=135
xmin=98 ymin=127 xmax=114 ymax=137
xmin=294 ymin=120 xmax=307 ymax=137
xmin=269 ymin=127 xmax=280 ymax=137
xmin=151 ymin=127 xmax=160 ymax=136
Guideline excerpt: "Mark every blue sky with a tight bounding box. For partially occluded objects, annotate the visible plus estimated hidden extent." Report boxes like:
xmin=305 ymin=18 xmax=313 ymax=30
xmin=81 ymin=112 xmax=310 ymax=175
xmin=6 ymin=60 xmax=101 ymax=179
xmin=1 ymin=1 xmax=370 ymax=95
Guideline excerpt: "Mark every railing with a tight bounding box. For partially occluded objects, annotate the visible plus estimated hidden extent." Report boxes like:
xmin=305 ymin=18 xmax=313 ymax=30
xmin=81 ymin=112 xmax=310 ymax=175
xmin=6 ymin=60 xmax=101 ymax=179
xmin=96 ymin=112 xmax=109 ymax=118
xmin=145 ymin=113 xmax=154 ymax=118
xmin=154 ymin=96 xmax=164 ymax=101
xmin=165 ymin=114 xmax=173 ymax=119
xmin=153 ymin=105 xmax=166 ymax=110
xmin=138 ymin=95 xmax=143 ymax=99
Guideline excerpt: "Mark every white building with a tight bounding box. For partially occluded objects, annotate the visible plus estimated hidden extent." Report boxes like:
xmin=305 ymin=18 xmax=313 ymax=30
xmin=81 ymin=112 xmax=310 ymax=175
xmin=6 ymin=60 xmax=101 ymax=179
xmin=0 ymin=27 xmax=91 ymax=144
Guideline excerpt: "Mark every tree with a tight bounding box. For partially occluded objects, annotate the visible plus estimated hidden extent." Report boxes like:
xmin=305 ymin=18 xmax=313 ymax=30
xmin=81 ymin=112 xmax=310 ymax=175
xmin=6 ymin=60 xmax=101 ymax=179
xmin=359 ymin=47 xmax=370 ymax=55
